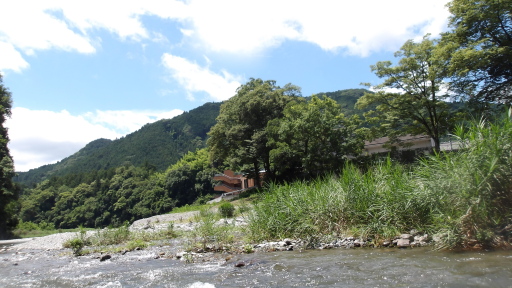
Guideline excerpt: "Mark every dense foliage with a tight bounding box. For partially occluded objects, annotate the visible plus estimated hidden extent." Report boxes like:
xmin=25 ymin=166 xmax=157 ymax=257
xmin=443 ymin=0 xmax=512 ymax=104
xmin=18 ymin=148 xmax=217 ymax=228
xmin=0 ymin=75 xmax=18 ymax=239
xmin=357 ymin=36 xmax=458 ymax=151
xmin=208 ymin=78 xmax=301 ymax=183
xmin=268 ymin=95 xmax=364 ymax=180
xmin=14 ymin=102 xmax=221 ymax=187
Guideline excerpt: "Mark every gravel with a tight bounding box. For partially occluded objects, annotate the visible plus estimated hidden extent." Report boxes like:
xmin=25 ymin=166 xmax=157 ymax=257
xmin=8 ymin=211 xmax=201 ymax=251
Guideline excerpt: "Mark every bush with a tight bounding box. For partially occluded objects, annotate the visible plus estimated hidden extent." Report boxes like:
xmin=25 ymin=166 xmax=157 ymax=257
xmin=219 ymin=202 xmax=235 ymax=218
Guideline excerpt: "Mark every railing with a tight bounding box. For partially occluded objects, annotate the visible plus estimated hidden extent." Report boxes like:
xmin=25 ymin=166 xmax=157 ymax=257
xmin=220 ymin=186 xmax=256 ymax=198
xmin=214 ymin=183 xmax=241 ymax=192
xmin=213 ymin=173 xmax=242 ymax=180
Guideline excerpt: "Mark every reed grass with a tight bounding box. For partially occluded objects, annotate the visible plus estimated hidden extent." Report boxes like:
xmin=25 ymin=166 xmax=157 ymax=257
xmin=248 ymin=115 xmax=512 ymax=250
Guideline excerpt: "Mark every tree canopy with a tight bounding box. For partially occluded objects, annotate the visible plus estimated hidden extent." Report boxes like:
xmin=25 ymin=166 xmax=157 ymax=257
xmin=0 ymin=75 xmax=18 ymax=238
xmin=443 ymin=0 xmax=512 ymax=104
xmin=356 ymin=36 xmax=456 ymax=151
xmin=268 ymin=95 xmax=364 ymax=179
xmin=207 ymin=78 xmax=300 ymax=184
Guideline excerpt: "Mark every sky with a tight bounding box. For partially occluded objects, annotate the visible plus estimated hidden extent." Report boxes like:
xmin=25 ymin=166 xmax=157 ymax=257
xmin=0 ymin=0 xmax=452 ymax=172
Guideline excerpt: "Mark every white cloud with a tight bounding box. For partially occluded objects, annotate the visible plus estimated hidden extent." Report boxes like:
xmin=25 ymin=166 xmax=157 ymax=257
xmin=5 ymin=107 xmax=183 ymax=172
xmin=84 ymin=109 xmax=183 ymax=134
xmin=0 ymin=42 xmax=29 ymax=73
xmin=162 ymin=53 xmax=241 ymax=101
xmin=179 ymin=0 xmax=451 ymax=56
xmin=0 ymin=0 xmax=451 ymax=73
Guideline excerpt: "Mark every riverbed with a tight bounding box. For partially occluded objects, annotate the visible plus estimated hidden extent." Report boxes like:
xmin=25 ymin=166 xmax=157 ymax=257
xmin=1 ymin=245 xmax=511 ymax=287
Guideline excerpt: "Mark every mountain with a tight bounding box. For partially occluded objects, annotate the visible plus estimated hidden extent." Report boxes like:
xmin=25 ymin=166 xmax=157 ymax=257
xmin=13 ymin=89 xmax=374 ymax=188
xmin=14 ymin=102 xmax=222 ymax=187
xmin=313 ymin=88 xmax=372 ymax=116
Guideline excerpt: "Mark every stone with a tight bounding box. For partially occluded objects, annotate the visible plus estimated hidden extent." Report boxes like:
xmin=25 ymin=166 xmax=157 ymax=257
xmin=400 ymin=234 xmax=414 ymax=241
xmin=100 ymin=255 xmax=112 ymax=262
xmin=235 ymin=261 xmax=245 ymax=267
xmin=283 ymin=238 xmax=293 ymax=246
xmin=381 ymin=241 xmax=391 ymax=247
xmin=396 ymin=239 xmax=410 ymax=248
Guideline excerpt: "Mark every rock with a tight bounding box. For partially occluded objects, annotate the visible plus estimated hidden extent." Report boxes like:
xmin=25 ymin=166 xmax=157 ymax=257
xmin=396 ymin=239 xmax=410 ymax=248
xmin=235 ymin=261 xmax=245 ymax=267
xmin=354 ymin=239 xmax=365 ymax=247
xmin=400 ymin=234 xmax=414 ymax=241
xmin=410 ymin=229 xmax=419 ymax=236
xmin=100 ymin=255 xmax=112 ymax=261
xmin=283 ymin=238 xmax=293 ymax=246
xmin=382 ymin=241 xmax=391 ymax=247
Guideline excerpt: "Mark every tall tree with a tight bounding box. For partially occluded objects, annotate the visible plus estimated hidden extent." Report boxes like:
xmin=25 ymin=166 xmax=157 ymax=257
xmin=443 ymin=0 xmax=512 ymax=104
xmin=0 ymin=75 xmax=18 ymax=238
xmin=356 ymin=36 xmax=454 ymax=151
xmin=208 ymin=78 xmax=300 ymax=185
xmin=268 ymin=95 xmax=364 ymax=179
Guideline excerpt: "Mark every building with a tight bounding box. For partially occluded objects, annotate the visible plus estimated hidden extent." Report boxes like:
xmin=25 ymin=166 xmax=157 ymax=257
xmin=363 ymin=135 xmax=433 ymax=155
xmin=210 ymin=170 xmax=263 ymax=202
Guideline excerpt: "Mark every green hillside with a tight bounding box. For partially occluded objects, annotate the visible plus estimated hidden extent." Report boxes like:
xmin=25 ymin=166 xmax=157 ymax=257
xmin=13 ymin=90 xmax=374 ymax=188
xmin=14 ymin=102 xmax=221 ymax=187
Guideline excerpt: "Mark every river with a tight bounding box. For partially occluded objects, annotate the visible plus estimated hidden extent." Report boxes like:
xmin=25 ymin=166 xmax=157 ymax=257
xmin=1 ymin=245 xmax=511 ymax=287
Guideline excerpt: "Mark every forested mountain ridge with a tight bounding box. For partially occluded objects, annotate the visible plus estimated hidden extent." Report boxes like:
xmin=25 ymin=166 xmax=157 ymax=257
xmin=312 ymin=88 xmax=370 ymax=116
xmin=14 ymin=102 xmax=221 ymax=187
xmin=13 ymin=89 xmax=377 ymax=189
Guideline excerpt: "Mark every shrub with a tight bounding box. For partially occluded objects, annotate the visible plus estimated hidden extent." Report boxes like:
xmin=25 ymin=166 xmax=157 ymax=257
xmin=219 ymin=202 xmax=235 ymax=218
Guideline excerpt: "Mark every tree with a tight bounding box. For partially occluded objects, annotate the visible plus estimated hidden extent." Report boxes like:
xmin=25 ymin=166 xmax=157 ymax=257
xmin=268 ymin=95 xmax=364 ymax=179
xmin=356 ymin=36 xmax=454 ymax=151
xmin=443 ymin=0 xmax=512 ymax=104
xmin=208 ymin=78 xmax=300 ymax=185
xmin=0 ymin=74 xmax=18 ymax=238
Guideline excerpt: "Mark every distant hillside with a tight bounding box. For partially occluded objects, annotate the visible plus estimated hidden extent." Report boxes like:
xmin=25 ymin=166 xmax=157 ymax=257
xmin=313 ymin=88 xmax=372 ymax=116
xmin=14 ymin=102 xmax=222 ymax=187
xmin=13 ymin=90 xmax=374 ymax=187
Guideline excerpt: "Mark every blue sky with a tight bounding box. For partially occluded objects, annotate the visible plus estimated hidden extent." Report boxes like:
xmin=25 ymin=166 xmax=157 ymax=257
xmin=0 ymin=0 xmax=451 ymax=171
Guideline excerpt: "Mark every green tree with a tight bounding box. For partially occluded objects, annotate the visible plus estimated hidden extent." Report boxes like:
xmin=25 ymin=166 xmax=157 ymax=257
xmin=208 ymin=78 xmax=300 ymax=184
xmin=356 ymin=36 xmax=454 ymax=151
xmin=0 ymin=75 xmax=18 ymax=238
xmin=443 ymin=0 xmax=512 ymax=104
xmin=268 ymin=95 xmax=364 ymax=179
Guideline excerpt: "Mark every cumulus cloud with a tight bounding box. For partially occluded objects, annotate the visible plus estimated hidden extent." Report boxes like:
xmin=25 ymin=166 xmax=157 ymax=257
xmin=179 ymin=0 xmax=451 ymax=56
xmin=0 ymin=42 xmax=29 ymax=72
xmin=5 ymin=107 xmax=183 ymax=172
xmin=0 ymin=0 xmax=450 ymax=73
xmin=162 ymin=53 xmax=241 ymax=101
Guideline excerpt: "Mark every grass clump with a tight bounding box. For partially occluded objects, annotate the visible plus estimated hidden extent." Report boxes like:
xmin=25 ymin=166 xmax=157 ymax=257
xmin=189 ymin=207 xmax=236 ymax=251
xmin=248 ymin=115 xmax=512 ymax=250
xmin=218 ymin=202 xmax=235 ymax=218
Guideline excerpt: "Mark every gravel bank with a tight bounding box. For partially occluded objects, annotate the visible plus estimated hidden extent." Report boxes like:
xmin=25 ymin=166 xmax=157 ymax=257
xmin=7 ymin=211 xmax=201 ymax=251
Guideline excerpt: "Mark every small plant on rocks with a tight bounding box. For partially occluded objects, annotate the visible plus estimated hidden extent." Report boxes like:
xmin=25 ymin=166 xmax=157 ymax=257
xmin=219 ymin=202 xmax=235 ymax=218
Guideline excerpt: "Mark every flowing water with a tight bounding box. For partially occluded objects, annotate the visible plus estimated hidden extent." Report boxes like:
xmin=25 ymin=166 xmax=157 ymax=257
xmin=1 ymin=246 xmax=511 ymax=287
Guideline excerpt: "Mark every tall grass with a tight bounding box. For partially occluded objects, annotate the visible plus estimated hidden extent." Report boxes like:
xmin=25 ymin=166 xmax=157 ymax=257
xmin=415 ymin=115 xmax=512 ymax=249
xmin=248 ymin=115 xmax=512 ymax=250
